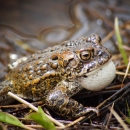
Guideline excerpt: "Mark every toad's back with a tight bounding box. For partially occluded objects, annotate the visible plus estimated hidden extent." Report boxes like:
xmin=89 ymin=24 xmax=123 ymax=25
xmin=6 ymin=37 xmax=90 ymax=100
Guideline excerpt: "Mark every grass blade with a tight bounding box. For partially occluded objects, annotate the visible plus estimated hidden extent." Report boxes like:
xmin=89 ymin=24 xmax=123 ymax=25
xmin=0 ymin=111 xmax=31 ymax=129
xmin=114 ymin=17 xmax=128 ymax=65
xmin=26 ymin=106 xmax=56 ymax=130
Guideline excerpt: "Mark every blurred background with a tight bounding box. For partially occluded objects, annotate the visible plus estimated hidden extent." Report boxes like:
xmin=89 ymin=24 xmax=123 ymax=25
xmin=0 ymin=0 xmax=130 ymax=80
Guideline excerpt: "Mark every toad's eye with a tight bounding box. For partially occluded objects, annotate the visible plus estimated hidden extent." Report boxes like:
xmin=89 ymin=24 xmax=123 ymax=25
xmin=80 ymin=50 xmax=91 ymax=61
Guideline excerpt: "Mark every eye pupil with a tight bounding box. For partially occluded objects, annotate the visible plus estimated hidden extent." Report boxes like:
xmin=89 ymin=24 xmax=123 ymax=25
xmin=83 ymin=54 xmax=89 ymax=57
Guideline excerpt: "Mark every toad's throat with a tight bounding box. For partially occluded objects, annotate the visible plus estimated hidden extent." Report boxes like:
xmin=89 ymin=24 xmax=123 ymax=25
xmin=79 ymin=60 xmax=116 ymax=91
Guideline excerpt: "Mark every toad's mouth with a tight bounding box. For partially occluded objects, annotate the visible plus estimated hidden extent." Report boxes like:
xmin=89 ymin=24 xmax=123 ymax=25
xmin=79 ymin=60 xmax=116 ymax=91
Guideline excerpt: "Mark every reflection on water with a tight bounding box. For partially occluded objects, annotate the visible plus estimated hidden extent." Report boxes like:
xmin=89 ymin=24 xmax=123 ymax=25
xmin=0 ymin=1 xmax=130 ymax=49
xmin=39 ymin=26 xmax=70 ymax=44
xmin=0 ymin=1 xmax=92 ymax=52
xmin=0 ymin=0 xmax=130 ymax=78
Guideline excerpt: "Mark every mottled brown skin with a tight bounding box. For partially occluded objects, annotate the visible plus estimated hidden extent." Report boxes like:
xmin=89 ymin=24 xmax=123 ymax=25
xmin=0 ymin=34 xmax=111 ymax=118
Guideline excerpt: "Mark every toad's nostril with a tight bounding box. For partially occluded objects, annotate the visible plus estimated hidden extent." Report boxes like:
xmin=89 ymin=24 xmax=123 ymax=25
xmin=97 ymin=50 xmax=103 ymax=56
xmin=83 ymin=75 xmax=87 ymax=78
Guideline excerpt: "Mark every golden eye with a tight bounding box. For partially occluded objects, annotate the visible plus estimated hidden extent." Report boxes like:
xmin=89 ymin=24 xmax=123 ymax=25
xmin=80 ymin=50 xmax=91 ymax=61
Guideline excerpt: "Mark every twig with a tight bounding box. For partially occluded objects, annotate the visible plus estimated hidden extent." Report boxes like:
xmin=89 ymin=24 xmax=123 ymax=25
xmin=116 ymin=71 xmax=130 ymax=76
xmin=7 ymin=92 xmax=65 ymax=128
xmin=109 ymin=104 xmax=129 ymax=130
xmin=63 ymin=116 xmax=85 ymax=129
xmin=80 ymin=82 xmax=130 ymax=124
xmin=105 ymin=103 xmax=114 ymax=129
xmin=102 ymin=30 xmax=115 ymax=44
xmin=122 ymin=58 xmax=130 ymax=83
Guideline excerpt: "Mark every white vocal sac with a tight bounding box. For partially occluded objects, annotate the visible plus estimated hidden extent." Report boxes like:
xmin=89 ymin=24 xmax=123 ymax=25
xmin=80 ymin=60 xmax=116 ymax=91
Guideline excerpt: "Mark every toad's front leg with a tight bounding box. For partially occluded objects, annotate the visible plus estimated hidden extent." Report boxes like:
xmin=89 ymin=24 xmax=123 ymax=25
xmin=46 ymin=81 xmax=98 ymax=118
